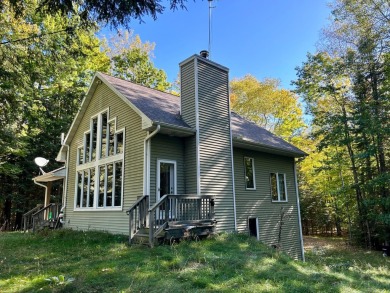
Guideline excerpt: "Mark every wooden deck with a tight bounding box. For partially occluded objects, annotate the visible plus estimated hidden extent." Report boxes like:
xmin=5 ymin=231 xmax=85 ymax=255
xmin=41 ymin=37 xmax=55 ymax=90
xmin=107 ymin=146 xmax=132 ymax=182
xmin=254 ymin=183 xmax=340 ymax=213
xmin=127 ymin=194 xmax=216 ymax=246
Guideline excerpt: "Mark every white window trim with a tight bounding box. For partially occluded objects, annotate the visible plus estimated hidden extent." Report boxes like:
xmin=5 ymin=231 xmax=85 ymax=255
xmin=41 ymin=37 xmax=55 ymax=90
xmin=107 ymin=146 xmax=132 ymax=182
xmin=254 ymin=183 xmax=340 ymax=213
xmin=74 ymin=108 xmax=125 ymax=211
xmin=271 ymin=172 xmax=288 ymax=202
xmin=244 ymin=157 xmax=256 ymax=190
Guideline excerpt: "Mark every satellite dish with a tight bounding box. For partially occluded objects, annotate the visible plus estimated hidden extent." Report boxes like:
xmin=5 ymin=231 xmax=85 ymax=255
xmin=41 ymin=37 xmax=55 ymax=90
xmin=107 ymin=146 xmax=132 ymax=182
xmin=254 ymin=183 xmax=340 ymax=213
xmin=34 ymin=157 xmax=49 ymax=167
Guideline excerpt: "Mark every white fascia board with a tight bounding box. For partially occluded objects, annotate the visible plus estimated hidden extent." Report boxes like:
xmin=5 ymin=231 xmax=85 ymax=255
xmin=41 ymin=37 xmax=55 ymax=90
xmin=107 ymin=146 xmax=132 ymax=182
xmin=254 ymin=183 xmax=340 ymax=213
xmin=96 ymin=72 xmax=153 ymax=127
xmin=33 ymin=166 xmax=67 ymax=182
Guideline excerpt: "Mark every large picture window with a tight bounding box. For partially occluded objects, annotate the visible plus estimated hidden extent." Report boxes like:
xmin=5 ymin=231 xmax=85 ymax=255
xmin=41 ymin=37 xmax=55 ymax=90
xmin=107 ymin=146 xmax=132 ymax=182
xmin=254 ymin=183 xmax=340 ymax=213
xmin=75 ymin=109 xmax=124 ymax=210
xmin=270 ymin=173 xmax=287 ymax=202
xmin=244 ymin=157 xmax=256 ymax=190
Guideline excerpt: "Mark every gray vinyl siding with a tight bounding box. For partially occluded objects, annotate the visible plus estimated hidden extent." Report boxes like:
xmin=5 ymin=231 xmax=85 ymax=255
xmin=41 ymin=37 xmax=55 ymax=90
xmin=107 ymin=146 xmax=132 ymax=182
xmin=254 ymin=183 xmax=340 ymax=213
xmin=180 ymin=59 xmax=196 ymax=128
xmin=184 ymin=136 xmax=198 ymax=194
xmin=63 ymin=82 xmax=145 ymax=235
xmin=180 ymin=59 xmax=198 ymax=194
xmin=233 ymin=147 xmax=303 ymax=260
xmin=150 ymin=134 xmax=185 ymax=205
xmin=197 ymin=59 xmax=235 ymax=232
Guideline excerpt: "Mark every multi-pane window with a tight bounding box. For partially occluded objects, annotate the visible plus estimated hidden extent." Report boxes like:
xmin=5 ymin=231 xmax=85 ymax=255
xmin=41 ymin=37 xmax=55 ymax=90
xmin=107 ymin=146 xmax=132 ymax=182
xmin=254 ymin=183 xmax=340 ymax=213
xmin=115 ymin=132 xmax=124 ymax=154
xmin=100 ymin=112 xmax=108 ymax=158
xmin=270 ymin=173 xmax=287 ymax=202
xmin=77 ymin=146 xmax=84 ymax=165
xmin=244 ymin=157 xmax=256 ymax=190
xmin=84 ymin=132 xmax=90 ymax=163
xmin=76 ymin=109 xmax=124 ymax=209
xmin=76 ymin=168 xmax=96 ymax=208
xmin=91 ymin=117 xmax=98 ymax=161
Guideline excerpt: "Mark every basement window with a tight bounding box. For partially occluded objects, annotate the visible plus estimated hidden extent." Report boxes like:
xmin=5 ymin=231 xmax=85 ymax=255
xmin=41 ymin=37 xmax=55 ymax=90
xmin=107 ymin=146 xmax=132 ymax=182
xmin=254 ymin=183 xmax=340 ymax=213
xmin=270 ymin=173 xmax=287 ymax=202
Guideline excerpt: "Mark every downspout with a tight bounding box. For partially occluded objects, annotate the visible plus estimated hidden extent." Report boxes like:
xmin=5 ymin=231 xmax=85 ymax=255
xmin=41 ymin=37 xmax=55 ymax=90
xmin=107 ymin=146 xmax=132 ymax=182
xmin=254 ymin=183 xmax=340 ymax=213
xmin=33 ymin=179 xmax=48 ymax=197
xmin=61 ymin=144 xmax=70 ymax=224
xmin=33 ymin=179 xmax=48 ymax=221
xmin=227 ymin=77 xmax=237 ymax=231
xmin=143 ymin=125 xmax=161 ymax=199
xmin=294 ymin=160 xmax=305 ymax=261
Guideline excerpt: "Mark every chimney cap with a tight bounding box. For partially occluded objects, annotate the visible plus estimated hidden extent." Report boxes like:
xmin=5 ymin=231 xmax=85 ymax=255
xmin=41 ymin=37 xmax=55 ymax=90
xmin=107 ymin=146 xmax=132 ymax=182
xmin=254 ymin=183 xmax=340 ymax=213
xmin=199 ymin=50 xmax=209 ymax=59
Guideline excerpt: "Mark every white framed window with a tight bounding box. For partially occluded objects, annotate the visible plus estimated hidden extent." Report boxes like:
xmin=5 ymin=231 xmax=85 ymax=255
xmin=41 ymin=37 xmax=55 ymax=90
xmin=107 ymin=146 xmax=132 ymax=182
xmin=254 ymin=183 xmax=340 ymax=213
xmin=77 ymin=146 xmax=84 ymax=165
xmin=270 ymin=173 xmax=287 ymax=202
xmin=244 ymin=157 xmax=256 ymax=190
xmin=75 ymin=108 xmax=124 ymax=210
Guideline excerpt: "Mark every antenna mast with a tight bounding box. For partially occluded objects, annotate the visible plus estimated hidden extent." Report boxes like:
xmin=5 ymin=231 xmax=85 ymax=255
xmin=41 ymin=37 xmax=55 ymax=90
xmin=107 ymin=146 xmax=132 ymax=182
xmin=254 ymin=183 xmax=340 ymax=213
xmin=208 ymin=0 xmax=215 ymax=58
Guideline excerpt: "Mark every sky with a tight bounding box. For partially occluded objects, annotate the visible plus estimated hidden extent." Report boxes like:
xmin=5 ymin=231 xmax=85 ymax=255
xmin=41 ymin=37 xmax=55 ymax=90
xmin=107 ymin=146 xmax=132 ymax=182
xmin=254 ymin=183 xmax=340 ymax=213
xmin=100 ymin=0 xmax=331 ymax=89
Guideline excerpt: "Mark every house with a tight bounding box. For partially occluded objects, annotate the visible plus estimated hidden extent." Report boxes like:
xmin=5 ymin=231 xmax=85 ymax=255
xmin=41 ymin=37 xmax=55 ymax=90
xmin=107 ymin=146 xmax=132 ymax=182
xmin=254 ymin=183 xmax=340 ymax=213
xmin=31 ymin=53 xmax=306 ymax=260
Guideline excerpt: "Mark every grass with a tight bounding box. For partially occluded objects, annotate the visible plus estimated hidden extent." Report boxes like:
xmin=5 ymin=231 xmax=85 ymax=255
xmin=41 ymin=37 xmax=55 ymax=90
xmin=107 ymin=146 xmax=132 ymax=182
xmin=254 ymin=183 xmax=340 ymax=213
xmin=0 ymin=230 xmax=389 ymax=292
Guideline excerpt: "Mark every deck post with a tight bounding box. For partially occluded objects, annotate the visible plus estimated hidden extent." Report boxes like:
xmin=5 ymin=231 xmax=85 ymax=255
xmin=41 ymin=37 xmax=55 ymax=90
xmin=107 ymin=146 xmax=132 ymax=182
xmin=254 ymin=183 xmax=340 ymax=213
xmin=129 ymin=210 xmax=132 ymax=244
xmin=149 ymin=211 xmax=154 ymax=247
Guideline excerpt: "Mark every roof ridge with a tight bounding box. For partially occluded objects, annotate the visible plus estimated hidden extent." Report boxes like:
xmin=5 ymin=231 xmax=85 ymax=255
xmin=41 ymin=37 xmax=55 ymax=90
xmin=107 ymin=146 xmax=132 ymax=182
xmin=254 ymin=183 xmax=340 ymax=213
xmin=98 ymin=72 xmax=178 ymax=99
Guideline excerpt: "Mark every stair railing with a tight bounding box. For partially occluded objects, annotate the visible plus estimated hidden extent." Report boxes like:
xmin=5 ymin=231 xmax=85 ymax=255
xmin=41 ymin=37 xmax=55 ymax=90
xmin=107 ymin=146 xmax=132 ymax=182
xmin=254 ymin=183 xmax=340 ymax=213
xmin=126 ymin=195 xmax=149 ymax=244
xmin=23 ymin=205 xmax=43 ymax=232
xmin=167 ymin=194 xmax=215 ymax=223
xmin=148 ymin=194 xmax=215 ymax=247
xmin=148 ymin=194 xmax=170 ymax=247
xmin=32 ymin=203 xmax=61 ymax=232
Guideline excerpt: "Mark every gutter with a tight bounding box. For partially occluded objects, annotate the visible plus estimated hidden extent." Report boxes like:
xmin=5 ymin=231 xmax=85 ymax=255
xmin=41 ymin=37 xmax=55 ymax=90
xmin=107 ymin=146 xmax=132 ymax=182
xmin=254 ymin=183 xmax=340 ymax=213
xmin=150 ymin=122 xmax=195 ymax=135
xmin=143 ymin=125 xmax=161 ymax=198
xmin=232 ymin=137 xmax=307 ymax=158
xmin=33 ymin=179 xmax=48 ymax=195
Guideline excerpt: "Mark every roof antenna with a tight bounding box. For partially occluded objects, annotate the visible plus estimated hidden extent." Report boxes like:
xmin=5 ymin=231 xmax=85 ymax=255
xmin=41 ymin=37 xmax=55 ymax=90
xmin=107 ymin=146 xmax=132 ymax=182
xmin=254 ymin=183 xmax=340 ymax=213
xmin=208 ymin=0 xmax=215 ymax=58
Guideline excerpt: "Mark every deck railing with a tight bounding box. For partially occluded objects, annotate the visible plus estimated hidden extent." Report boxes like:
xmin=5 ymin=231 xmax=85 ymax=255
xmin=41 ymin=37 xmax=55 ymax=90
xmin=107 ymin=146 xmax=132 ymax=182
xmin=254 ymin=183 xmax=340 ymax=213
xmin=23 ymin=205 xmax=43 ymax=232
xmin=126 ymin=195 xmax=149 ymax=244
xmin=32 ymin=203 xmax=61 ymax=232
xmin=148 ymin=194 xmax=215 ymax=247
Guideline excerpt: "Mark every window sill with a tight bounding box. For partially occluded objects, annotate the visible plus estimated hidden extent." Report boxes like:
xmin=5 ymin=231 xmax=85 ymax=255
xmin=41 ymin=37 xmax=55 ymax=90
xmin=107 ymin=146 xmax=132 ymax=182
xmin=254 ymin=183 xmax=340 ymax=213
xmin=245 ymin=188 xmax=257 ymax=191
xmin=271 ymin=200 xmax=288 ymax=203
xmin=73 ymin=207 xmax=123 ymax=212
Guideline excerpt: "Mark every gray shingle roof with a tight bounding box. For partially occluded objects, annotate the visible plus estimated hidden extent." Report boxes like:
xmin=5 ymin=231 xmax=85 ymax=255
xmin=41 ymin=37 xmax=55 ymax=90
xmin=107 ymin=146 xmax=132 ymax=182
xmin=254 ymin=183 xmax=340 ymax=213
xmin=230 ymin=112 xmax=306 ymax=157
xmin=100 ymin=73 xmax=306 ymax=157
xmin=101 ymin=73 xmax=190 ymax=129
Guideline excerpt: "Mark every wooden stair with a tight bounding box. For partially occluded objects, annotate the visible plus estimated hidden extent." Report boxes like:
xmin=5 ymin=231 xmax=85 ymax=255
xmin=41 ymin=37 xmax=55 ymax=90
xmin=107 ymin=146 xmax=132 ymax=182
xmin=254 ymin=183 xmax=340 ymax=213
xmin=127 ymin=195 xmax=216 ymax=247
xmin=131 ymin=228 xmax=164 ymax=245
xmin=165 ymin=220 xmax=216 ymax=240
xmin=132 ymin=221 xmax=216 ymax=245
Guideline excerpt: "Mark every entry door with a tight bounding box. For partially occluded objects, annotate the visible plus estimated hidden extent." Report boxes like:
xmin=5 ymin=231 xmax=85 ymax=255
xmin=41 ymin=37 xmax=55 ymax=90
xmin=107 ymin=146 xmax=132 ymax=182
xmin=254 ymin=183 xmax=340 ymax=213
xmin=157 ymin=160 xmax=176 ymax=201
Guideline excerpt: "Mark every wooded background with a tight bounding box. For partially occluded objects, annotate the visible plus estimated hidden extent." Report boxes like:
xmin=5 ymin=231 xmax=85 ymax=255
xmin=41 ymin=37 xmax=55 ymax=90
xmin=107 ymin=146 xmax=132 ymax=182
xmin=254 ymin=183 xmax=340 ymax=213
xmin=1 ymin=0 xmax=389 ymax=248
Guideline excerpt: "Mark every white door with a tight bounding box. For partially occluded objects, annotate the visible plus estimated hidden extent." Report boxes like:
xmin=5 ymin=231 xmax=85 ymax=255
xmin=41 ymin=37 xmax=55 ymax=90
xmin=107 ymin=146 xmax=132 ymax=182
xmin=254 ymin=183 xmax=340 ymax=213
xmin=157 ymin=160 xmax=176 ymax=201
xmin=157 ymin=160 xmax=176 ymax=219
xmin=156 ymin=160 xmax=176 ymax=219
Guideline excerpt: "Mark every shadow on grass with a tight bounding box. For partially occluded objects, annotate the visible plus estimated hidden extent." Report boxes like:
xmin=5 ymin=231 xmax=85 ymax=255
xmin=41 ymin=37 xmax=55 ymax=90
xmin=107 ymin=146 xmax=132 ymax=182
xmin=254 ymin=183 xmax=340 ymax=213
xmin=0 ymin=230 xmax=389 ymax=292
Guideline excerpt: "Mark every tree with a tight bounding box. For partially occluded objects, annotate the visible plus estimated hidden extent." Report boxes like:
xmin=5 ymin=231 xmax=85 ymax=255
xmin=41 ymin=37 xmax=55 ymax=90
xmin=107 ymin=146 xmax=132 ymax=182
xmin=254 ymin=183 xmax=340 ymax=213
xmin=2 ymin=0 xmax=190 ymax=30
xmin=230 ymin=75 xmax=306 ymax=142
xmin=104 ymin=31 xmax=171 ymax=91
xmin=0 ymin=0 xmax=109 ymax=230
xmin=294 ymin=0 xmax=390 ymax=247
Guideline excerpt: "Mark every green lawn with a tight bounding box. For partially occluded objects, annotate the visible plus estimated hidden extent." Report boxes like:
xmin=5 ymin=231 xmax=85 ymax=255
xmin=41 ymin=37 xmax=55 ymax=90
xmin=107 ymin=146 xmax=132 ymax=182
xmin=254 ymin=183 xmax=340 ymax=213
xmin=0 ymin=230 xmax=389 ymax=292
